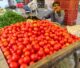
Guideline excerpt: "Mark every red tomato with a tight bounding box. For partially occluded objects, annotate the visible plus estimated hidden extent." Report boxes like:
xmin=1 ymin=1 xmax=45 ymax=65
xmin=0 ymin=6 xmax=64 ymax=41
xmin=24 ymin=51 xmax=30 ymax=56
xmin=9 ymin=62 xmax=18 ymax=68
xmin=18 ymin=58 xmax=24 ymax=65
xmin=29 ymin=61 xmax=34 ymax=65
xmin=16 ymin=50 xmax=22 ymax=55
xmin=30 ymin=54 xmax=37 ymax=61
xmin=23 ymin=56 xmax=30 ymax=64
xmin=3 ymin=50 xmax=10 ymax=57
xmin=30 ymin=49 xmax=35 ymax=54
xmin=6 ymin=55 xmax=12 ymax=60
xmin=33 ymin=44 xmax=40 ymax=51
xmin=18 ymin=44 xmax=24 ymax=50
xmin=20 ymin=64 xmax=27 ymax=68
xmin=7 ymin=59 xmax=13 ymax=64
xmin=12 ymin=45 xmax=18 ymax=52
xmin=12 ymin=54 xmax=19 ymax=61
xmin=44 ymin=48 xmax=50 ymax=54
xmin=38 ymin=49 xmax=44 ymax=57
xmin=53 ymin=44 xmax=61 ymax=51
xmin=26 ymin=45 xmax=32 ymax=51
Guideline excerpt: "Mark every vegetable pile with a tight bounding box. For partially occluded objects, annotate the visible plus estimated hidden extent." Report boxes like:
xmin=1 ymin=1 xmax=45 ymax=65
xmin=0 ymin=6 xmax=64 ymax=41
xmin=0 ymin=10 xmax=26 ymax=28
xmin=0 ymin=20 xmax=79 ymax=68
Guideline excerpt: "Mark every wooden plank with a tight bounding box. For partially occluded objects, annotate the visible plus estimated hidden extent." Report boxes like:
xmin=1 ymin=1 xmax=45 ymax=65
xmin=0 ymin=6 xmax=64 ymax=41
xmin=0 ymin=49 xmax=9 ymax=68
xmin=28 ymin=41 xmax=80 ymax=68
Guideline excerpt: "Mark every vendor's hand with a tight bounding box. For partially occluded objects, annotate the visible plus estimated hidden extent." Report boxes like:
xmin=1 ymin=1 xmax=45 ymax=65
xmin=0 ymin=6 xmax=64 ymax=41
xmin=55 ymin=7 xmax=61 ymax=12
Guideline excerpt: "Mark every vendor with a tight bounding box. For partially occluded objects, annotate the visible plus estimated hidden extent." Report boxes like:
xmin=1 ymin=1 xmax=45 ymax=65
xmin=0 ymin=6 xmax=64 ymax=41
xmin=26 ymin=16 xmax=40 ymax=22
xmin=43 ymin=2 xmax=65 ymax=25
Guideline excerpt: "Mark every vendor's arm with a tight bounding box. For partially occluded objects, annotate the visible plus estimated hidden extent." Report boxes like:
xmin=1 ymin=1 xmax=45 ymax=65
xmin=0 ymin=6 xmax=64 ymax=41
xmin=55 ymin=10 xmax=65 ymax=23
xmin=42 ymin=11 xmax=52 ymax=19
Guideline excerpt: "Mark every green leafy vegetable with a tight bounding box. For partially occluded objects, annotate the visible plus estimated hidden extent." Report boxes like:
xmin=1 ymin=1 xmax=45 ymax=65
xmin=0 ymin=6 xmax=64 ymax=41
xmin=0 ymin=10 xmax=26 ymax=28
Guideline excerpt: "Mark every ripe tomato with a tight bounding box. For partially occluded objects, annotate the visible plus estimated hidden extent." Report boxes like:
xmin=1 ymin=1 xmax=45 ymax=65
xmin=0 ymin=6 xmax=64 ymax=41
xmin=6 ymin=54 xmax=12 ymax=60
xmin=20 ymin=64 xmax=27 ymax=68
xmin=53 ymin=44 xmax=61 ymax=51
xmin=18 ymin=58 xmax=24 ymax=65
xmin=23 ymin=56 xmax=30 ymax=64
xmin=18 ymin=44 xmax=24 ymax=50
xmin=26 ymin=45 xmax=32 ymax=51
xmin=44 ymin=48 xmax=50 ymax=54
xmin=30 ymin=54 xmax=37 ymax=61
xmin=9 ymin=62 xmax=18 ymax=68
xmin=16 ymin=50 xmax=22 ymax=55
xmin=29 ymin=61 xmax=34 ymax=65
xmin=12 ymin=45 xmax=18 ymax=52
xmin=33 ymin=44 xmax=40 ymax=51
xmin=38 ymin=49 xmax=44 ymax=57
xmin=12 ymin=54 xmax=19 ymax=61
xmin=24 ymin=51 xmax=30 ymax=56
xmin=3 ymin=50 xmax=10 ymax=57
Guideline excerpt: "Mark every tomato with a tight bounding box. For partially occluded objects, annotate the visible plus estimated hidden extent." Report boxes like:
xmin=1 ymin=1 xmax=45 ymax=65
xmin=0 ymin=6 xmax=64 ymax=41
xmin=33 ymin=44 xmax=40 ymax=51
xmin=39 ymin=41 xmax=44 ymax=46
xmin=18 ymin=44 xmax=24 ymax=50
xmin=18 ymin=38 xmax=23 ymax=42
xmin=6 ymin=55 xmax=12 ymax=60
xmin=12 ymin=54 xmax=19 ymax=61
xmin=30 ymin=54 xmax=37 ymax=61
xmin=29 ymin=61 xmax=34 ymax=65
xmin=16 ymin=50 xmax=22 ymax=55
xmin=9 ymin=62 xmax=18 ymax=68
xmin=20 ymin=64 xmax=27 ymax=68
xmin=38 ymin=49 xmax=44 ymax=57
xmin=30 ymin=49 xmax=35 ymax=54
xmin=18 ymin=58 xmax=24 ymax=65
xmin=3 ymin=50 xmax=10 ymax=57
xmin=53 ymin=44 xmax=61 ymax=51
xmin=44 ymin=48 xmax=50 ymax=54
xmin=1 ymin=47 xmax=8 ymax=52
xmin=23 ymin=56 xmax=30 ymax=64
xmin=24 ymin=51 xmax=30 ymax=56
xmin=7 ymin=59 xmax=13 ymax=64
xmin=10 ymin=39 xmax=15 ymax=44
xmin=26 ymin=45 xmax=32 ymax=51
xmin=12 ymin=45 xmax=18 ymax=52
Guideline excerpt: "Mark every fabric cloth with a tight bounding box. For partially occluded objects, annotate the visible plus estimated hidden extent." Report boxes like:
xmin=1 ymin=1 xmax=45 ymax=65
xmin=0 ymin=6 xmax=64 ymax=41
xmin=24 ymin=5 xmax=31 ymax=12
xmin=16 ymin=3 xmax=24 ymax=8
xmin=28 ymin=0 xmax=37 ymax=11
xmin=44 ymin=10 xmax=65 ymax=24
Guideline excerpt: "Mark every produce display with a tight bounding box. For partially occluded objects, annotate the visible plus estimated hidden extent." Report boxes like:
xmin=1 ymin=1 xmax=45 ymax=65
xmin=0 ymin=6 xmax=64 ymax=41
xmin=0 ymin=20 xmax=80 ymax=68
xmin=0 ymin=10 xmax=26 ymax=28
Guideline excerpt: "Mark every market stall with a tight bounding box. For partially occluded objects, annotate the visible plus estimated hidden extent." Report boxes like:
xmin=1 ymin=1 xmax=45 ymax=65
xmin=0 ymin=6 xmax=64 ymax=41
xmin=0 ymin=0 xmax=80 ymax=68
xmin=0 ymin=19 xmax=80 ymax=68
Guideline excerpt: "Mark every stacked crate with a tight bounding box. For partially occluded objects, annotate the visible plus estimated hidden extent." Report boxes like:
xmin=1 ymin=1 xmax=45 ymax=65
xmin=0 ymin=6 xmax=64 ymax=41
xmin=55 ymin=0 xmax=79 ymax=25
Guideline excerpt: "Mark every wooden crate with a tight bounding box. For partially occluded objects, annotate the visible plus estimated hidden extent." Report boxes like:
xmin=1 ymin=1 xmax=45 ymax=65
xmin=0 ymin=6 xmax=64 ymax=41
xmin=1 ymin=41 xmax=80 ymax=68
xmin=28 ymin=41 xmax=80 ymax=68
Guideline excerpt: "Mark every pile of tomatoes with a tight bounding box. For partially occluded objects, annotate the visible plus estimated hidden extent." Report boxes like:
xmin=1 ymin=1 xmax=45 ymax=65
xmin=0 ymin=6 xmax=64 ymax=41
xmin=0 ymin=20 xmax=79 ymax=68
